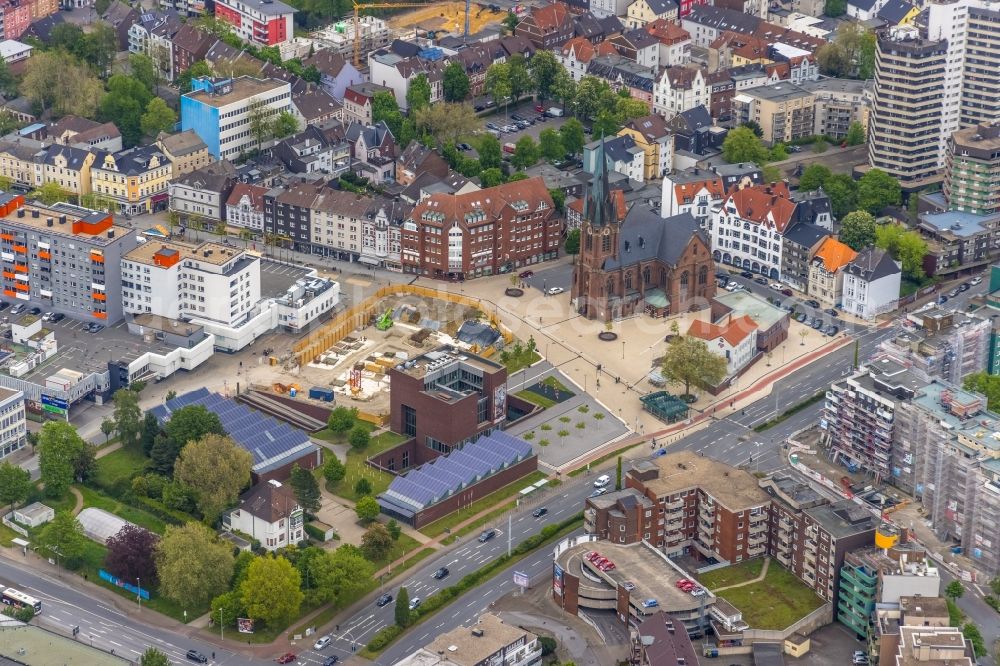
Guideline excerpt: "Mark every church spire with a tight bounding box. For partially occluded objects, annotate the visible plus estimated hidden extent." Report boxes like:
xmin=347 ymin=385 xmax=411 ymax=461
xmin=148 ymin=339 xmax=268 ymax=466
xmin=583 ymin=134 xmax=614 ymax=228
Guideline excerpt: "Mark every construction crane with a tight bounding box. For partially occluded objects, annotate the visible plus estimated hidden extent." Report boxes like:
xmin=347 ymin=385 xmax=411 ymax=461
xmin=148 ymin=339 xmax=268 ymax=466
xmin=352 ymin=0 xmax=471 ymax=66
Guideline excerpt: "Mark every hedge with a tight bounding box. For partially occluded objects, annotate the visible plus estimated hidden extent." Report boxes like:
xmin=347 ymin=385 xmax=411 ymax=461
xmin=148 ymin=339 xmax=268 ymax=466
xmin=304 ymin=523 xmax=328 ymax=542
xmin=131 ymin=495 xmax=190 ymax=526
xmin=366 ymin=624 xmax=403 ymax=651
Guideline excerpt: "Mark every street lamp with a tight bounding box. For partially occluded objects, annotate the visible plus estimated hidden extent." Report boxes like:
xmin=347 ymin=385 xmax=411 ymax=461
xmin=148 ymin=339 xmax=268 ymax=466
xmin=621 ymin=340 xmax=625 ymax=360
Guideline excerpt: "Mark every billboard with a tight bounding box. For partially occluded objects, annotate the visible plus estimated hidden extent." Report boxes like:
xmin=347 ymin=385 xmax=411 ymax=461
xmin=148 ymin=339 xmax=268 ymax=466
xmin=238 ymin=618 xmax=254 ymax=633
xmin=552 ymin=564 xmax=563 ymax=597
xmin=40 ymin=394 xmax=68 ymax=416
xmin=513 ymin=570 xmax=529 ymax=587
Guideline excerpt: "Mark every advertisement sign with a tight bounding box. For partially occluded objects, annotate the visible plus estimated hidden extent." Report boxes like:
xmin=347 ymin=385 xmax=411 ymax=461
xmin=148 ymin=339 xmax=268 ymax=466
xmin=552 ymin=564 xmax=563 ymax=597
xmin=98 ymin=569 xmax=150 ymax=600
xmin=513 ymin=571 xmax=529 ymax=587
xmin=41 ymin=394 xmax=68 ymax=415
xmin=238 ymin=618 xmax=254 ymax=634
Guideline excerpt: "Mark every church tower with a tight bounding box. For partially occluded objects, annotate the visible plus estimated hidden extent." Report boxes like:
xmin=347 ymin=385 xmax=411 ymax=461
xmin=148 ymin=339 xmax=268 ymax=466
xmin=571 ymin=138 xmax=623 ymax=320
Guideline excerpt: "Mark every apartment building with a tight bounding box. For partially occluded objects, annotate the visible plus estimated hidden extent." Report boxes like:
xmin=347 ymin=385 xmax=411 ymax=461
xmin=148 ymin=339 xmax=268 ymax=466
xmin=342 ymin=82 xmax=392 ymax=126
xmin=90 ymin=147 xmax=173 ymax=216
xmin=0 ymin=138 xmax=98 ymax=197
xmin=868 ymin=28 xmax=948 ymax=190
xmin=876 ymin=597 xmax=973 ymax=666
xmin=168 ymin=161 xmax=237 ymax=222
xmin=621 ymin=450 xmax=772 ymax=564
xmin=618 ymin=114 xmax=674 ymax=181
xmin=213 ymin=0 xmax=294 ymax=47
xmin=121 ymin=239 xmax=259 ymax=327
xmin=181 ymin=76 xmax=293 ymax=160
xmin=944 ymin=123 xmax=1000 ymax=216
xmin=368 ymin=52 xmax=443 ymax=112
xmin=798 ymin=78 xmax=870 ymax=140
xmin=807 ymin=237 xmax=857 ymax=309
xmin=654 ymin=66 xmax=708 ymax=117
xmin=308 ymin=187 xmax=373 ymax=262
xmin=156 ymin=130 xmax=211 ymax=178
xmin=225 ymin=183 xmax=267 ymax=235
xmin=0 ymin=387 xmax=25 ymax=460
xmin=878 ymin=309 xmax=990 ymax=384
xmin=263 ymin=179 xmax=325 ymax=254
xmin=660 ymin=169 xmax=726 ymax=227
xmin=731 ymin=82 xmax=814 ymax=145
xmin=401 ymin=177 xmax=559 ymax=280
xmin=823 ymin=359 xmax=928 ymax=484
xmin=0 ymin=194 xmax=138 ymax=322
xmin=841 ymin=247 xmax=901 ymax=320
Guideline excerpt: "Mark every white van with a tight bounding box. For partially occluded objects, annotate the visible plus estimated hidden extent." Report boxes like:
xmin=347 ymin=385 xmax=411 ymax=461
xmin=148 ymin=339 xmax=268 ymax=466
xmin=594 ymin=474 xmax=611 ymax=488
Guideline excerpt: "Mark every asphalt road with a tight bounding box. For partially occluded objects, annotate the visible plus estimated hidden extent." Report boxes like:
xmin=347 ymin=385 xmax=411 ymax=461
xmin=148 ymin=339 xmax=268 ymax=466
xmin=937 ymin=564 xmax=1000 ymax=664
xmin=0 ymin=557 xmax=260 ymax=666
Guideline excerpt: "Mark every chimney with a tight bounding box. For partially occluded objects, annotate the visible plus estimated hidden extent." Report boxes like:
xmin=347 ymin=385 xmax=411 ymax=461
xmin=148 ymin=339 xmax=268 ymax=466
xmin=31 ymin=209 xmax=38 ymax=218
xmin=60 ymin=215 xmax=66 ymax=224
xmin=108 ymin=230 xmax=115 ymax=239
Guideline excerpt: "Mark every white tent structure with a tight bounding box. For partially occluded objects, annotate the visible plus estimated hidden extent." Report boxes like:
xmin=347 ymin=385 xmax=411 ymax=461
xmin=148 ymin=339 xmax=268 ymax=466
xmin=77 ymin=508 xmax=133 ymax=545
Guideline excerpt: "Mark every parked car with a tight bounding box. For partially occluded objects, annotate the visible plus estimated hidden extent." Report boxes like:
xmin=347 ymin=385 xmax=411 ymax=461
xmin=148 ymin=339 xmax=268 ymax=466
xmin=313 ymin=636 xmax=332 ymax=650
xmin=322 ymin=657 xmax=340 ymax=666
xmin=535 ymin=104 xmax=545 ymax=112
xmin=457 ymin=142 xmax=472 ymax=151
xmin=9 ymin=304 xmax=23 ymax=315
xmin=546 ymin=286 xmax=565 ymax=295
xmin=725 ymin=282 xmax=739 ymax=292
xmin=589 ymin=488 xmax=607 ymax=498
xmin=781 ymin=288 xmax=793 ymax=297
xmin=27 ymin=307 xmax=40 ymax=316
xmin=970 ymin=276 xmax=983 ymax=286
xmin=186 ymin=650 xmax=208 ymax=664
xmin=939 ymin=295 xmax=949 ymax=304
xmin=478 ymin=528 xmax=497 ymax=543
xmin=811 ymin=318 xmax=824 ymax=329
xmin=960 ymin=283 xmax=970 ymax=291
xmin=789 ymin=145 xmax=802 ymax=153
xmin=594 ymin=474 xmax=611 ymax=488
xmin=486 ymin=122 xmax=500 ymax=130
xmin=622 ymin=581 xmax=636 ymax=591
xmin=277 ymin=654 xmax=296 ymax=664
xmin=518 ymin=270 xmax=534 ymax=278
xmin=599 ymin=560 xmax=616 ymax=571
xmin=691 ymin=587 xmax=706 ymax=597
xmin=376 ymin=593 xmax=393 ymax=607
xmin=88 ymin=323 xmax=105 ymax=333
xmin=769 ymin=282 xmax=782 ymax=290
xmin=794 ymin=312 xmax=807 ymax=322
xmin=754 ymin=276 xmax=768 ymax=285
xmin=432 ymin=567 xmax=449 ymax=580
xmin=532 ymin=507 xmax=548 ymax=518
xmin=826 ymin=325 xmax=839 ymax=336
xmin=805 ymin=299 xmax=820 ymax=308
xmin=49 ymin=313 xmax=65 ymax=323
xmin=408 ymin=597 xmax=422 ymax=610
xmin=511 ymin=113 xmax=526 ymax=121
xmin=824 ymin=308 xmax=839 ymax=317
xmin=949 ymin=288 xmax=961 ymax=297
xmin=41 ymin=312 xmax=54 ymax=321
xmin=740 ymin=270 xmax=754 ymax=279
xmin=641 ymin=599 xmax=659 ymax=608
xmin=587 ymin=551 xmax=601 ymax=562
xmin=0 ymin=302 xmax=8 ymax=311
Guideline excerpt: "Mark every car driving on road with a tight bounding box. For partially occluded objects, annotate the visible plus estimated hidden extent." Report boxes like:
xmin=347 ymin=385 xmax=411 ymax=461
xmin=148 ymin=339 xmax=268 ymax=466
xmin=478 ymin=528 xmax=497 ymax=543
xmin=376 ymin=593 xmax=393 ymax=607
xmin=432 ymin=567 xmax=449 ymax=580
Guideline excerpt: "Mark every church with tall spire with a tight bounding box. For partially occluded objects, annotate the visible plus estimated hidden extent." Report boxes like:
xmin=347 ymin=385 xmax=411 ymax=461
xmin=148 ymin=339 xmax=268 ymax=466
xmin=570 ymin=138 xmax=716 ymax=321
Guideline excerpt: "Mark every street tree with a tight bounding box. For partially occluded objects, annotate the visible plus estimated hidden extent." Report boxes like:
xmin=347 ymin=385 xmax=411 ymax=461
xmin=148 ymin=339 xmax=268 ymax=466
xmin=356 ymin=495 xmax=380 ymax=522
xmin=38 ymin=421 xmax=86 ymax=498
xmin=360 ymin=522 xmax=393 ymax=561
xmin=529 ymin=50 xmax=561 ymax=101
xmin=480 ymin=168 xmax=504 ymax=188
xmin=560 ymin=118 xmax=585 ymax=156
xmin=512 ymin=136 xmax=539 ymax=170
xmin=406 ymin=73 xmax=432 ymax=112
xmin=478 ymin=134 xmax=502 ymax=170
xmin=140 ymin=98 xmax=177 ymax=138
xmin=210 ymin=590 xmax=245 ymax=632
xmin=240 ymin=555 xmax=303 ymax=628
xmin=945 ymin=580 xmax=965 ymax=600
xmin=173 ymin=434 xmax=252 ymax=523
xmin=105 ymin=524 xmax=159 ymax=584
xmin=565 ymin=228 xmax=581 ymax=255
xmin=550 ymin=67 xmax=576 ymax=111
xmin=722 ymin=126 xmax=767 ymax=164
xmin=875 ymin=223 xmax=928 ymax=279
xmin=858 ymin=168 xmax=901 ymax=214
xmin=539 ymin=128 xmax=564 ymax=162
xmin=247 ymin=98 xmax=274 ymax=151
xmin=155 ymin=522 xmax=235 ymax=608
xmin=289 ymin=463 xmax=321 ymax=513
xmin=36 ymin=511 xmax=87 ymax=568
xmin=395 ymin=586 xmax=412 ymax=627
xmin=442 ymin=61 xmax=470 ymax=102
xmin=509 ymin=54 xmax=533 ymax=101
xmin=326 ymin=406 xmax=357 ymax=433
xmin=660 ymin=336 xmax=728 ymax=397
xmin=484 ymin=63 xmax=512 ymax=112
xmin=140 ymin=648 xmax=171 ymax=666
xmin=0 ymin=461 xmax=30 ymax=514
xmin=798 ymin=164 xmax=831 ymax=191
xmin=839 ymin=211 xmax=877 ymax=251
xmin=100 ymin=419 xmax=115 ymax=444
xmin=29 ymin=182 xmax=73 ymax=206
xmin=113 ymin=387 xmax=142 ymax=447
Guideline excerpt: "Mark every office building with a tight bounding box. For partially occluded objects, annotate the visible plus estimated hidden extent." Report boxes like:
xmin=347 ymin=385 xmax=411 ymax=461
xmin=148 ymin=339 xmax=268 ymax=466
xmin=868 ymin=28 xmax=947 ymax=189
xmin=396 ymin=613 xmax=542 ymax=666
xmin=0 ymin=387 xmax=25 ymax=460
xmin=731 ymin=82 xmax=815 ymax=145
xmin=0 ymin=194 xmax=137 ymax=322
xmin=181 ymin=77 xmax=293 ymax=160
xmin=944 ymin=123 xmax=1000 ymax=216
xmin=212 ymin=0 xmax=295 ymax=47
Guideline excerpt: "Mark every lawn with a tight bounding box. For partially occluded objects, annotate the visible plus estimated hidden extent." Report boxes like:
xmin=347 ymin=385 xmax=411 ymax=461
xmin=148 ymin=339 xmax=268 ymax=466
xmin=420 ymin=471 xmax=548 ymax=538
xmin=367 ymin=532 xmax=421 ymax=569
xmin=697 ymin=559 xmax=765 ymax=590
xmin=327 ymin=430 xmax=409 ymax=502
xmin=313 ymin=420 xmax=377 ymax=445
xmin=94 ymin=447 xmax=149 ymax=491
xmin=0 ymin=522 xmax=19 ymax=547
xmin=76 ymin=485 xmax=168 ymax=535
xmin=515 ymin=389 xmax=556 ymax=409
xmin=503 ymin=349 xmax=541 ymax=374
xmin=715 ymin=563 xmax=825 ymax=630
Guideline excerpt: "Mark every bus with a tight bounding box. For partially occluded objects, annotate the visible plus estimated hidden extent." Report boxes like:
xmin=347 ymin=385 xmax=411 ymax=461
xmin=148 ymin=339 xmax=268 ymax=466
xmin=0 ymin=587 xmax=41 ymax=614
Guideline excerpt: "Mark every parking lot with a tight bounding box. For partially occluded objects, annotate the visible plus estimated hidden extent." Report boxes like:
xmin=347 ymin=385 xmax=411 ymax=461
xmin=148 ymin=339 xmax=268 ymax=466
xmin=479 ymin=101 xmax=578 ymax=147
xmin=259 ymin=259 xmax=312 ymax=299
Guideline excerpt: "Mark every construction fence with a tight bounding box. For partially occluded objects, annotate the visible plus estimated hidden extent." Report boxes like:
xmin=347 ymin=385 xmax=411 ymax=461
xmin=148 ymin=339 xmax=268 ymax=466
xmin=293 ymin=284 xmax=514 ymax=367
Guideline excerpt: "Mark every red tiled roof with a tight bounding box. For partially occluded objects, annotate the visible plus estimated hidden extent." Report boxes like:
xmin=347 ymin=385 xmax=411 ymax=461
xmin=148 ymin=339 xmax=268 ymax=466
xmin=412 ymin=176 xmax=554 ymax=225
xmin=561 ymin=36 xmax=595 ymax=62
xmin=723 ymin=183 xmax=795 ymax=232
xmin=646 ymin=18 xmax=690 ymax=45
xmin=688 ymin=314 xmax=757 ymax=347
xmin=529 ymin=2 xmax=571 ymax=30
xmin=673 ymin=177 xmax=725 ymax=204
xmin=226 ymin=183 xmax=268 ymax=210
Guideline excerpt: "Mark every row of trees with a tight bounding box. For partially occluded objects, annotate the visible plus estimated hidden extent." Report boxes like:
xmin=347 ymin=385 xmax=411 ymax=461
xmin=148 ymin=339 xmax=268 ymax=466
xmin=798 ymin=164 xmax=902 ymax=218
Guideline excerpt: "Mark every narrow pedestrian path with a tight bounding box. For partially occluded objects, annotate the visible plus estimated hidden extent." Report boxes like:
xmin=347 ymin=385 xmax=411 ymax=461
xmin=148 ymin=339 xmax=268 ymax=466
xmin=69 ymin=487 xmax=83 ymax=516
xmin=710 ymin=557 xmax=770 ymax=593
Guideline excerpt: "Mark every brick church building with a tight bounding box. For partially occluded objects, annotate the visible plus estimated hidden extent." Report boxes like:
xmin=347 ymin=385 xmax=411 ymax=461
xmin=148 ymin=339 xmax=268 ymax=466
xmin=571 ymin=141 xmax=716 ymax=321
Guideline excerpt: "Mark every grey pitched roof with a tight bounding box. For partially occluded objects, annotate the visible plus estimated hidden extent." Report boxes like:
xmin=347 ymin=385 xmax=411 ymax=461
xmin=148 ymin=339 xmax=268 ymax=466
xmin=389 ymin=39 xmax=421 ymax=58
xmin=685 ymin=5 xmax=762 ymax=33
xmin=620 ymin=28 xmax=659 ymax=50
xmin=574 ymin=13 xmax=603 ymax=39
xmin=292 ymin=87 xmax=342 ymax=121
xmin=303 ymin=49 xmax=352 ymax=78
xmin=26 ymin=13 xmax=65 ymax=43
xmin=782 ymin=221 xmax=828 ymax=250
xmin=93 ymin=146 xmax=171 ymax=175
xmin=601 ymin=134 xmax=642 ymax=163
xmin=849 ymin=0 xmax=878 ymax=11
xmin=675 ymin=105 xmax=712 ymax=133
xmin=174 ymin=160 xmax=236 ymax=191
xmin=587 ymin=55 xmax=656 ymax=92
xmin=644 ymin=0 xmax=677 ymax=15
xmin=345 ymin=121 xmax=393 ymax=148
xmin=602 ymin=207 xmax=707 ymax=271
xmin=846 ymin=247 xmax=900 ymax=282
xmin=598 ymin=15 xmax=624 ymax=35
xmin=877 ymin=0 xmax=915 ymax=23
xmin=42 ymin=145 xmax=91 ymax=170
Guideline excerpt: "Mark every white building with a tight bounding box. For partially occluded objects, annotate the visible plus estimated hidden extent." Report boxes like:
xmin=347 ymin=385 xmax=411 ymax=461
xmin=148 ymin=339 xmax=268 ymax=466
xmin=661 ymin=170 xmax=726 ymax=227
xmin=360 ymin=205 xmax=403 ymax=271
xmin=0 ymin=387 xmax=25 ymax=460
xmin=583 ymin=135 xmax=646 ymax=183
xmin=711 ymin=183 xmax=797 ymax=280
xmin=654 ymin=66 xmax=708 ymax=117
xmin=396 ymin=613 xmax=542 ymax=666
xmin=842 ymin=247 xmax=901 ymax=320
xmin=368 ymin=53 xmax=443 ymax=112
xmin=225 ymin=479 xmax=304 ymax=551
xmin=225 ymin=184 xmax=268 ymax=234
xmin=590 ymin=0 xmax=631 ymax=18
xmin=273 ymin=277 xmax=340 ymax=332
xmin=167 ymin=162 xmax=235 ymax=221
xmin=687 ymin=314 xmax=758 ymax=375
xmin=0 ymin=40 xmax=31 ymax=65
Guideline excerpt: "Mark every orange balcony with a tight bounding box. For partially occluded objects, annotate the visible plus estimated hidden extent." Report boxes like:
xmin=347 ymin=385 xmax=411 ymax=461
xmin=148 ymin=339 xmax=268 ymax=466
xmin=12 ymin=245 xmax=26 ymax=254
xmin=13 ymin=264 xmax=27 ymax=273
xmin=14 ymin=283 xmax=28 ymax=292
xmin=92 ymin=292 xmax=106 ymax=301
xmin=0 ymin=233 xmax=12 ymax=241
xmin=93 ymin=311 xmax=107 ymax=320
xmin=90 ymin=252 xmax=104 ymax=264
xmin=1 ymin=271 xmax=13 ymax=280
xmin=38 ymin=250 xmax=50 ymax=260
xmin=2 ymin=289 xmax=13 ymax=298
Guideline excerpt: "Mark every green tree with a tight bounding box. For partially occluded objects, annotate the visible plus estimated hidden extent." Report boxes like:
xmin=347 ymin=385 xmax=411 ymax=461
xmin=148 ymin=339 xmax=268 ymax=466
xmin=442 ymin=61 xmax=470 ymax=102
xmin=290 ymin=463 xmax=321 ymax=513
xmin=99 ymin=75 xmax=155 ymax=147
xmin=573 ymin=76 xmax=616 ymax=120
xmin=741 ymin=120 xmax=763 ymax=137
xmin=155 ymin=522 xmax=234 ymax=608
xmin=539 ymin=128 xmax=564 ymax=162
xmin=165 ymin=404 xmax=225 ymax=451
xmin=348 ymin=424 xmax=371 ymax=450
xmin=550 ymin=67 xmax=576 ymax=110
xmin=323 ymin=456 xmax=345 ymax=485
xmin=798 ymin=164 xmax=831 ymax=191
xmin=823 ymin=174 xmax=859 ymax=218
xmin=529 ymin=50 xmax=561 ymax=101
xmin=80 ymin=23 xmax=118 ymax=77
xmin=945 ymin=580 xmax=965 ymax=600
xmin=615 ymin=456 xmax=622 ymax=491
xmin=324 ymin=545 xmax=375 ymax=605
xmin=591 ymin=110 xmax=619 ymax=140
xmin=22 ymin=51 xmax=103 ymax=118
xmin=386 ymin=519 xmax=402 ymax=541
xmin=846 ymin=121 xmax=865 ymax=146
xmin=360 ymin=522 xmax=393 ymax=561
xmin=36 ymin=511 xmax=87 ymax=568
xmin=177 ymin=60 xmax=212 ymax=93
xmin=660 ymin=336 xmax=728 ymax=397
xmin=565 ymin=228 xmax=581 ymax=255
xmin=173 ymin=434 xmax=252 ymax=523
xmin=28 ymin=182 xmax=72 ymax=206
xmin=140 ymin=412 xmax=159 ymax=456
xmin=858 ymin=30 xmax=877 ymax=79
xmin=113 ymin=387 xmax=142 ymax=448
xmin=240 ymin=555 xmax=303 ymax=628
xmin=354 ymin=478 xmax=372 ymax=496
xmin=478 ymin=134 xmax=502 ymax=170
xmin=395 ymin=586 xmax=412 ymax=627
xmin=272 ymin=111 xmax=300 ymax=139
xmin=560 ymin=118 xmax=585 ymax=156
xmin=840 ymin=211 xmax=877 ymax=251
xmin=0 ymin=461 xmax=31 ymax=513
xmin=140 ymin=647 xmax=171 ymax=666
xmin=512 ymin=136 xmax=539 ymax=170
xmin=141 ymin=98 xmax=177 ymax=138
xmin=962 ymin=623 xmax=985 ymax=657
xmin=480 ymin=168 xmax=504 ymax=188
xmin=549 ymin=188 xmax=566 ymax=213
xmin=825 ymin=0 xmax=846 ymax=16
xmin=38 ymin=421 xmax=86 ymax=498
xmin=484 ymin=62 xmax=512 ymax=111
xmin=615 ymin=96 xmax=649 ymax=125
xmin=356 ymin=495 xmax=380 ymax=522
xmin=768 ymin=143 xmax=788 ymax=161
xmin=247 ymin=98 xmax=274 ymax=151
xmin=858 ymin=168 xmax=902 ymax=214
xmin=502 ymin=10 xmax=518 ymax=34
xmin=100 ymin=418 xmax=115 ymax=444
xmin=210 ymin=589 xmax=245 ymax=632
xmin=722 ymin=126 xmax=767 ymax=164
xmin=406 ymin=73 xmax=432 ymax=111
xmin=875 ymin=223 xmax=927 ymax=279
xmin=414 ymin=103 xmax=481 ymax=148
xmin=965 ymin=373 xmax=1000 ymax=411
xmin=129 ymin=53 xmax=158 ymax=94
xmin=327 ymin=406 xmax=358 ymax=433
xmin=49 ymin=22 xmax=85 ymax=53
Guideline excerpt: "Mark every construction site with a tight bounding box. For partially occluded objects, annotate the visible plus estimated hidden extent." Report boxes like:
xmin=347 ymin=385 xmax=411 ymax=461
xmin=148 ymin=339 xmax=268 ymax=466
xmin=386 ymin=1 xmax=506 ymax=35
